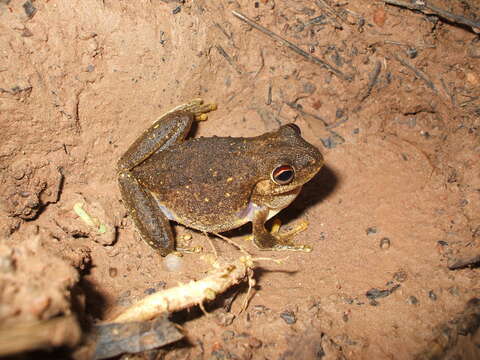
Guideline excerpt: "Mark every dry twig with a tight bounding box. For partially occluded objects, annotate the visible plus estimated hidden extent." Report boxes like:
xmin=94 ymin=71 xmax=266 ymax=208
xmin=393 ymin=53 xmax=436 ymax=92
xmin=382 ymin=0 xmax=480 ymax=32
xmin=440 ymin=78 xmax=455 ymax=105
xmin=215 ymin=45 xmax=243 ymax=75
xmin=315 ymin=0 xmax=345 ymax=29
xmin=358 ymin=61 xmax=382 ymax=103
xmin=232 ymin=11 xmax=351 ymax=81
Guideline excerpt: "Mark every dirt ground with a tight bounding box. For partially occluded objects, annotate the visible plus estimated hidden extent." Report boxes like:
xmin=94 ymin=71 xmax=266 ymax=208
xmin=1 ymin=0 xmax=480 ymax=359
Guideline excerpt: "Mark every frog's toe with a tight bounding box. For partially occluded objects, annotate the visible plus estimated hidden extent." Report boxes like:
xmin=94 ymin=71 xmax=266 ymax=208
xmin=253 ymin=219 xmax=311 ymax=252
xmin=170 ymin=99 xmax=217 ymax=121
xmin=274 ymin=219 xmax=309 ymax=238
xmin=192 ymin=103 xmax=217 ymax=121
xmin=272 ymin=242 xmax=312 ymax=252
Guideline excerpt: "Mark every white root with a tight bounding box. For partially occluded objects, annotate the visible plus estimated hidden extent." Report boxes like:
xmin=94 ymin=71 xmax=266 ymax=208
xmin=111 ymin=256 xmax=255 ymax=323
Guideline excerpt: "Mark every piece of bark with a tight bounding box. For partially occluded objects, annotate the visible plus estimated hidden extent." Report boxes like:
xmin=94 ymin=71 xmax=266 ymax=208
xmin=94 ymin=316 xmax=183 ymax=360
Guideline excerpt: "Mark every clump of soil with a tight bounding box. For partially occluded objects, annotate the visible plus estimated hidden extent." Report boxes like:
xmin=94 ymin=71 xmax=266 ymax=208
xmin=0 ymin=236 xmax=81 ymax=326
xmin=0 ymin=0 xmax=479 ymax=358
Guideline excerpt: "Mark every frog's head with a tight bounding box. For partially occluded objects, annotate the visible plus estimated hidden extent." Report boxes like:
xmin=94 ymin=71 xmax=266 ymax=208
xmin=252 ymin=123 xmax=323 ymax=196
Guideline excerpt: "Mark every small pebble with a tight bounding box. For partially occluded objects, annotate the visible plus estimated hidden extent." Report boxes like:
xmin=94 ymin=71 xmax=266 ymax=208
xmin=379 ymin=237 xmax=391 ymax=250
xmin=253 ymin=304 xmax=268 ymax=313
xmin=0 ymin=255 xmax=15 ymax=273
xmin=222 ymin=330 xmax=235 ymax=341
xmin=172 ymin=6 xmax=181 ymax=14
xmin=320 ymin=133 xmax=345 ymax=149
xmin=164 ymin=253 xmax=183 ymax=272
xmin=330 ymin=51 xmax=343 ymax=67
xmin=303 ymin=82 xmax=316 ymax=94
xmin=22 ymin=1 xmax=37 ymax=18
xmin=13 ymin=170 xmax=25 ymax=180
xmin=373 ymin=8 xmax=386 ymax=27
xmin=181 ymin=234 xmax=192 ymax=241
xmin=366 ymin=288 xmax=390 ymax=300
xmin=407 ymin=296 xmax=419 ymax=305
xmin=116 ymin=290 xmax=132 ymax=306
xmin=235 ymin=332 xmax=250 ymax=339
xmin=144 ymin=287 xmax=156 ymax=295
xmin=312 ymin=100 xmax=322 ymax=110
xmin=214 ymin=310 xmax=235 ymax=327
xmin=335 ymin=108 xmax=345 ymax=119
xmin=156 ymin=281 xmax=167 ymax=289
xmin=280 ymin=310 xmax=296 ymax=324
xmin=437 ymin=240 xmax=448 ymax=246
xmin=467 ymin=42 xmax=480 ymax=58
xmin=393 ymin=270 xmax=408 ymax=283
xmin=352 ymin=128 xmax=360 ymax=134
xmin=108 ymin=267 xmax=118 ymax=278
xmin=406 ymin=47 xmax=418 ymax=59
xmin=428 ymin=290 xmax=437 ymax=301
xmin=341 ymin=297 xmax=353 ymax=305
xmin=448 ymin=287 xmax=460 ymax=296
xmin=390 ymin=284 xmax=401 ymax=293
xmin=366 ymin=227 xmax=377 ymax=235
xmin=211 ymin=349 xmax=228 ymax=360
xmin=386 ymin=72 xmax=393 ymax=83
xmin=248 ymin=337 xmax=262 ymax=349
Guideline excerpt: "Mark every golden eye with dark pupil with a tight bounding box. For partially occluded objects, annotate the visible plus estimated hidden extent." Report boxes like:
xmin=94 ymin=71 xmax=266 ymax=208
xmin=272 ymin=165 xmax=295 ymax=185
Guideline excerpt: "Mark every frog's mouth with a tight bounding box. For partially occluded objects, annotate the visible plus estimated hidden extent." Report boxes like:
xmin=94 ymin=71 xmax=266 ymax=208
xmin=276 ymin=186 xmax=303 ymax=196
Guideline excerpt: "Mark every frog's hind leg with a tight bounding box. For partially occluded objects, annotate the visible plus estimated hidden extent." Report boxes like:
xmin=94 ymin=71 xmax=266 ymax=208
xmin=117 ymin=99 xmax=217 ymax=171
xmin=118 ymin=171 xmax=174 ymax=256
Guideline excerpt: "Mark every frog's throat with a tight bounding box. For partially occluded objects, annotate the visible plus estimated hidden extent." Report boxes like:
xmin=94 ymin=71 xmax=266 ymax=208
xmin=240 ymin=187 xmax=302 ymax=222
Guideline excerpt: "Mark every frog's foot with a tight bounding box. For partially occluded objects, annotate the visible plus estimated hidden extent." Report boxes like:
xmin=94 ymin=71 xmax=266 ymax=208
xmin=253 ymin=219 xmax=312 ymax=252
xmin=167 ymin=99 xmax=217 ymax=121
xmin=176 ymin=233 xmax=204 ymax=254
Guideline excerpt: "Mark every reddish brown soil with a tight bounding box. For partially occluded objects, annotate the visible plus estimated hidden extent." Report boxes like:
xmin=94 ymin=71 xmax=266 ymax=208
xmin=1 ymin=0 xmax=479 ymax=359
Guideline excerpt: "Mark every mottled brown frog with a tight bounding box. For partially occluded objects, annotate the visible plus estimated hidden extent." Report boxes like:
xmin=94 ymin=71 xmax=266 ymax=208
xmin=118 ymin=100 xmax=323 ymax=256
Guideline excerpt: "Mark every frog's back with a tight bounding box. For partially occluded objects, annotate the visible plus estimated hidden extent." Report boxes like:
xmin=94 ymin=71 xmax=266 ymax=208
xmin=132 ymin=136 xmax=259 ymax=231
xmin=135 ymin=136 xmax=258 ymax=189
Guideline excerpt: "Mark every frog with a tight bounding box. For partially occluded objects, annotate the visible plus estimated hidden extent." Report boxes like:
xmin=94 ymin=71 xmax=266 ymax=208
xmin=117 ymin=99 xmax=324 ymax=256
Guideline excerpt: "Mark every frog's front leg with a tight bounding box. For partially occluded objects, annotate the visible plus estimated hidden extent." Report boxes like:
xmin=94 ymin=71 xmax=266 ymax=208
xmin=117 ymin=99 xmax=216 ymax=255
xmin=117 ymin=99 xmax=217 ymax=171
xmin=252 ymin=207 xmax=312 ymax=252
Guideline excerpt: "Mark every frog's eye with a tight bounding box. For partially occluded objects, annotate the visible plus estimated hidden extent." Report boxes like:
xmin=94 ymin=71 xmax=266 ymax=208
xmin=285 ymin=123 xmax=301 ymax=135
xmin=271 ymin=165 xmax=295 ymax=185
